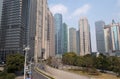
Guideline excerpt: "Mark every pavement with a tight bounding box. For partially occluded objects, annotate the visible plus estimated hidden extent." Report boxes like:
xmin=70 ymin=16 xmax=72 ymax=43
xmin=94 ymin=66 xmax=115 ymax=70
xmin=32 ymin=66 xmax=48 ymax=79
xmin=15 ymin=63 xmax=48 ymax=79
xmin=0 ymin=67 xmax=4 ymax=71
xmin=15 ymin=76 xmax=24 ymax=79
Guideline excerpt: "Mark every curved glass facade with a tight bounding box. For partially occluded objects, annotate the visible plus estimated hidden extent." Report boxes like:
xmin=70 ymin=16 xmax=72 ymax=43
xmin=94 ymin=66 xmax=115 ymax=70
xmin=54 ymin=13 xmax=63 ymax=55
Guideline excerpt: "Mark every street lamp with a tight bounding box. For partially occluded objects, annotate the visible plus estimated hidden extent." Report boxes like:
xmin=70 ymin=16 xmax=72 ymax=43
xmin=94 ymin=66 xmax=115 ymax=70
xmin=29 ymin=57 xmax=34 ymax=78
xmin=24 ymin=46 xmax=30 ymax=79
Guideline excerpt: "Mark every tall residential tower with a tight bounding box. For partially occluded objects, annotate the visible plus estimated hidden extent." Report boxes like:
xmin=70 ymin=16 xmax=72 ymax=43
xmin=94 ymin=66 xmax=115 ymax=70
xmin=47 ymin=10 xmax=55 ymax=57
xmin=79 ymin=17 xmax=91 ymax=56
xmin=69 ymin=27 xmax=77 ymax=53
xmin=29 ymin=0 xmax=54 ymax=62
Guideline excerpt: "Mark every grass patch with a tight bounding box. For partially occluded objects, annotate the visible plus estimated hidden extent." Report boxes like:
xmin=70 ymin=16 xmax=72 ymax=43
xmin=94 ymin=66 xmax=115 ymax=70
xmin=67 ymin=69 xmax=120 ymax=79
xmin=35 ymin=67 xmax=55 ymax=79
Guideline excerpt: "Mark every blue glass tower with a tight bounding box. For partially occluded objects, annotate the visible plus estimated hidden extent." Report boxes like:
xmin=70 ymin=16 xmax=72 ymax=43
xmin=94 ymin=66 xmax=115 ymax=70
xmin=111 ymin=20 xmax=119 ymax=51
xmin=62 ymin=23 xmax=68 ymax=54
xmin=54 ymin=13 xmax=63 ymax=55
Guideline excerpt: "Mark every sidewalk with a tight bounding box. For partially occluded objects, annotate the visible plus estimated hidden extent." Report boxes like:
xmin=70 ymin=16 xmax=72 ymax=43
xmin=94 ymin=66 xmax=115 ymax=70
xmin=15 ymin=76 xmax=24 ymax=79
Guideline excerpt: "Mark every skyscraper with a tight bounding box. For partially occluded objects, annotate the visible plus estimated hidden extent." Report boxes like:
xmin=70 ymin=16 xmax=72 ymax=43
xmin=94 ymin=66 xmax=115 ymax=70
xmin=95 ymin=21 xmax=105 ymax=53
xmin=104 ymin=20 xmax=120 ymax=56
xmin=28 ymin=0 xmax=53 ymax=62
xmin=0 ymin=0 xmax=29 ymax=61
xmin=79 ymin=17 xmax=91 ymax=56
xmin=62 ymin=23 xmax=68 ymax=53
xmin=47 ymin=10 xmax=55 ymax=57
xmin=69 ymin=27 xmax=77 ymax=53
xmin=54 ymin=13 xmax=63 ymax=55
xmin=76 ymin=30 xmax=80 ymax=55
xmin=0 ymin=0 xmax=54 ymax=62
xmin=104 ymin=25 xmax=112 ymax=53
xmin=28 ymin=0 xmax=45 ymax=62
xmin=110 ymin=20 xmax=120 ymax=51
xmin=0 ymin=0 xmax=3 ymax=26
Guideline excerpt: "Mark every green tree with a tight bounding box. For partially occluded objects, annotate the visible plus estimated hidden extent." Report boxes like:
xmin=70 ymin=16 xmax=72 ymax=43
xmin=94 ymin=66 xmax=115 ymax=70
xmin=62 ymin=52 xmax=77 ymax=65
xmin=6 ymin=53 xmax=24 ymax=73
xmin=95 ymin=54 xmax=110 ymax=72
xmin=74 ymin=56 xmax=84 ymax=67
xmin=111 ymin=57 xmax=120 ymax=76
xmin=83 ymin=54 xmax=94 ymax=68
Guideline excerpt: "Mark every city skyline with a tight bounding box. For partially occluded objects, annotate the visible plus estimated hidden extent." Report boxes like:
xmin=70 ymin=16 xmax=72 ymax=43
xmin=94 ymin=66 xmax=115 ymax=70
xmin=48 ymin=0 xmax=120 ymax=52
xmin=0 ymin=0 xmax=120 ymax=79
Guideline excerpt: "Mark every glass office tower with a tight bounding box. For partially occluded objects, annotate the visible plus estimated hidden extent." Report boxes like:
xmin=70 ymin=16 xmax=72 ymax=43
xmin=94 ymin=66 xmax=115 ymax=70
xmin=54 ymin=13 xmax=63 ymax=55
xmin=62 ymin=23 xmax=68 ymax=54
xmin=0 ymin=0 xmax=29 ymax=61
xmin=95 ymin=21 xmax=105 ymax=53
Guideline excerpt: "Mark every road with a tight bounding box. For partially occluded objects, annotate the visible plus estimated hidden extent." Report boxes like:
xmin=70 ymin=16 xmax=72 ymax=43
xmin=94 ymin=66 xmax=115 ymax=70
xmin=15 ymin=76 xmax=24 ymax=79
xmin=31 ymin=65 xmax=48 ymax=79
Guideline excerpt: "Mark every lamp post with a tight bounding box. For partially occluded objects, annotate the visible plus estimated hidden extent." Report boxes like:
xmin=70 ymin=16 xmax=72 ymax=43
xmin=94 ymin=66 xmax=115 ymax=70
xmin=24 ymin=46 xmax=30 ymax=79
xmin=29 ymin=57 xmax=34 ymax=78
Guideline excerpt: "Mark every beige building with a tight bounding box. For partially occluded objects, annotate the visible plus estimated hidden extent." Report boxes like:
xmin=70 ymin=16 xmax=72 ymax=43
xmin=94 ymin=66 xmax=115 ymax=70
xmin=69 ymin=28 xmax=77 ymax=53
xmin=29 ymin=0 xmax=54 ymax=63
xmin=104 ymin=25 xmax=112 ymax=53
xmin=47 ymin=10 xmax=55 ymax=57
xmin=79 ymin=17 xmax=91 ymax=56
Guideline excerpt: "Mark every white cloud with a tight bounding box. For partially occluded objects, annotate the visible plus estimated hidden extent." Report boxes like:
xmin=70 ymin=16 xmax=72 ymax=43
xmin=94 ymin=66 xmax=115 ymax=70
xmin=72 ymin=4 xmax=91 ymax=17
xmin=49 ymin=4 xmax=68 ymax=15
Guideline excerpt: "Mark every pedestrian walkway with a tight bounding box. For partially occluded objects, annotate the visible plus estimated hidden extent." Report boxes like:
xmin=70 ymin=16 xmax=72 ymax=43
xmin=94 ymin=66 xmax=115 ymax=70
xmin=15 ymin=76 xmax=24 ymax=79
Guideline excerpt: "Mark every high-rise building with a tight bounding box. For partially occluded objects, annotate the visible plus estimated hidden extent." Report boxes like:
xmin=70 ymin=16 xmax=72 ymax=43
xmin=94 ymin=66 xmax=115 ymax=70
xmin=79 ymin=17 xmax=91 ymax=56
xmin=95 ymin=21 xmax=105 ymax=53
xmin=68 ymin=28 xmax=70 ymax=52
xmin=104 ymin=20 xmax=120 ymax=56
xmin=28 ymin=0 xmax=53 ymax=62
xmin=110 ymin=20 xmax=120 ymax=51
xmin=62 ymin=23 xmax=68 ymax=53
xmin=69 ymin=27 xmax=77 ymax=53
xmin=104 ymin=25 xmax=112 ymax=53
xmin=0 ymin=0 xmax=3 ymax=26
xmin=76 ymin=30 xmax=80 ymax=55
xmin=0 ymin=0 xmax=29 ymax=61
xmin=47 ymin=10 xmax=55 ymax=57
xmin=54 ymin=13 xmax=63 ymax=55
xmin=28 ymin=0 xmax=45 ymax=62
xmin=0 ymin=0 xmax=54 ymax=63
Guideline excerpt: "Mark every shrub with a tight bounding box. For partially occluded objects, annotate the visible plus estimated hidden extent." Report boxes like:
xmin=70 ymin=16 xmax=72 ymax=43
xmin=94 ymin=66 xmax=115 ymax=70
xmin=0 ymin=72 xmax=16 ymax=79
xmin=5 ymin=73 xmax=16 ymax=79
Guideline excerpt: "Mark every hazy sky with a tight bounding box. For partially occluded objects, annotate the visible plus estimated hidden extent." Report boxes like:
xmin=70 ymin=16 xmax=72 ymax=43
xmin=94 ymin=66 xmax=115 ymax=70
xmin=48 ymin=0 xmax=120 ymax=52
